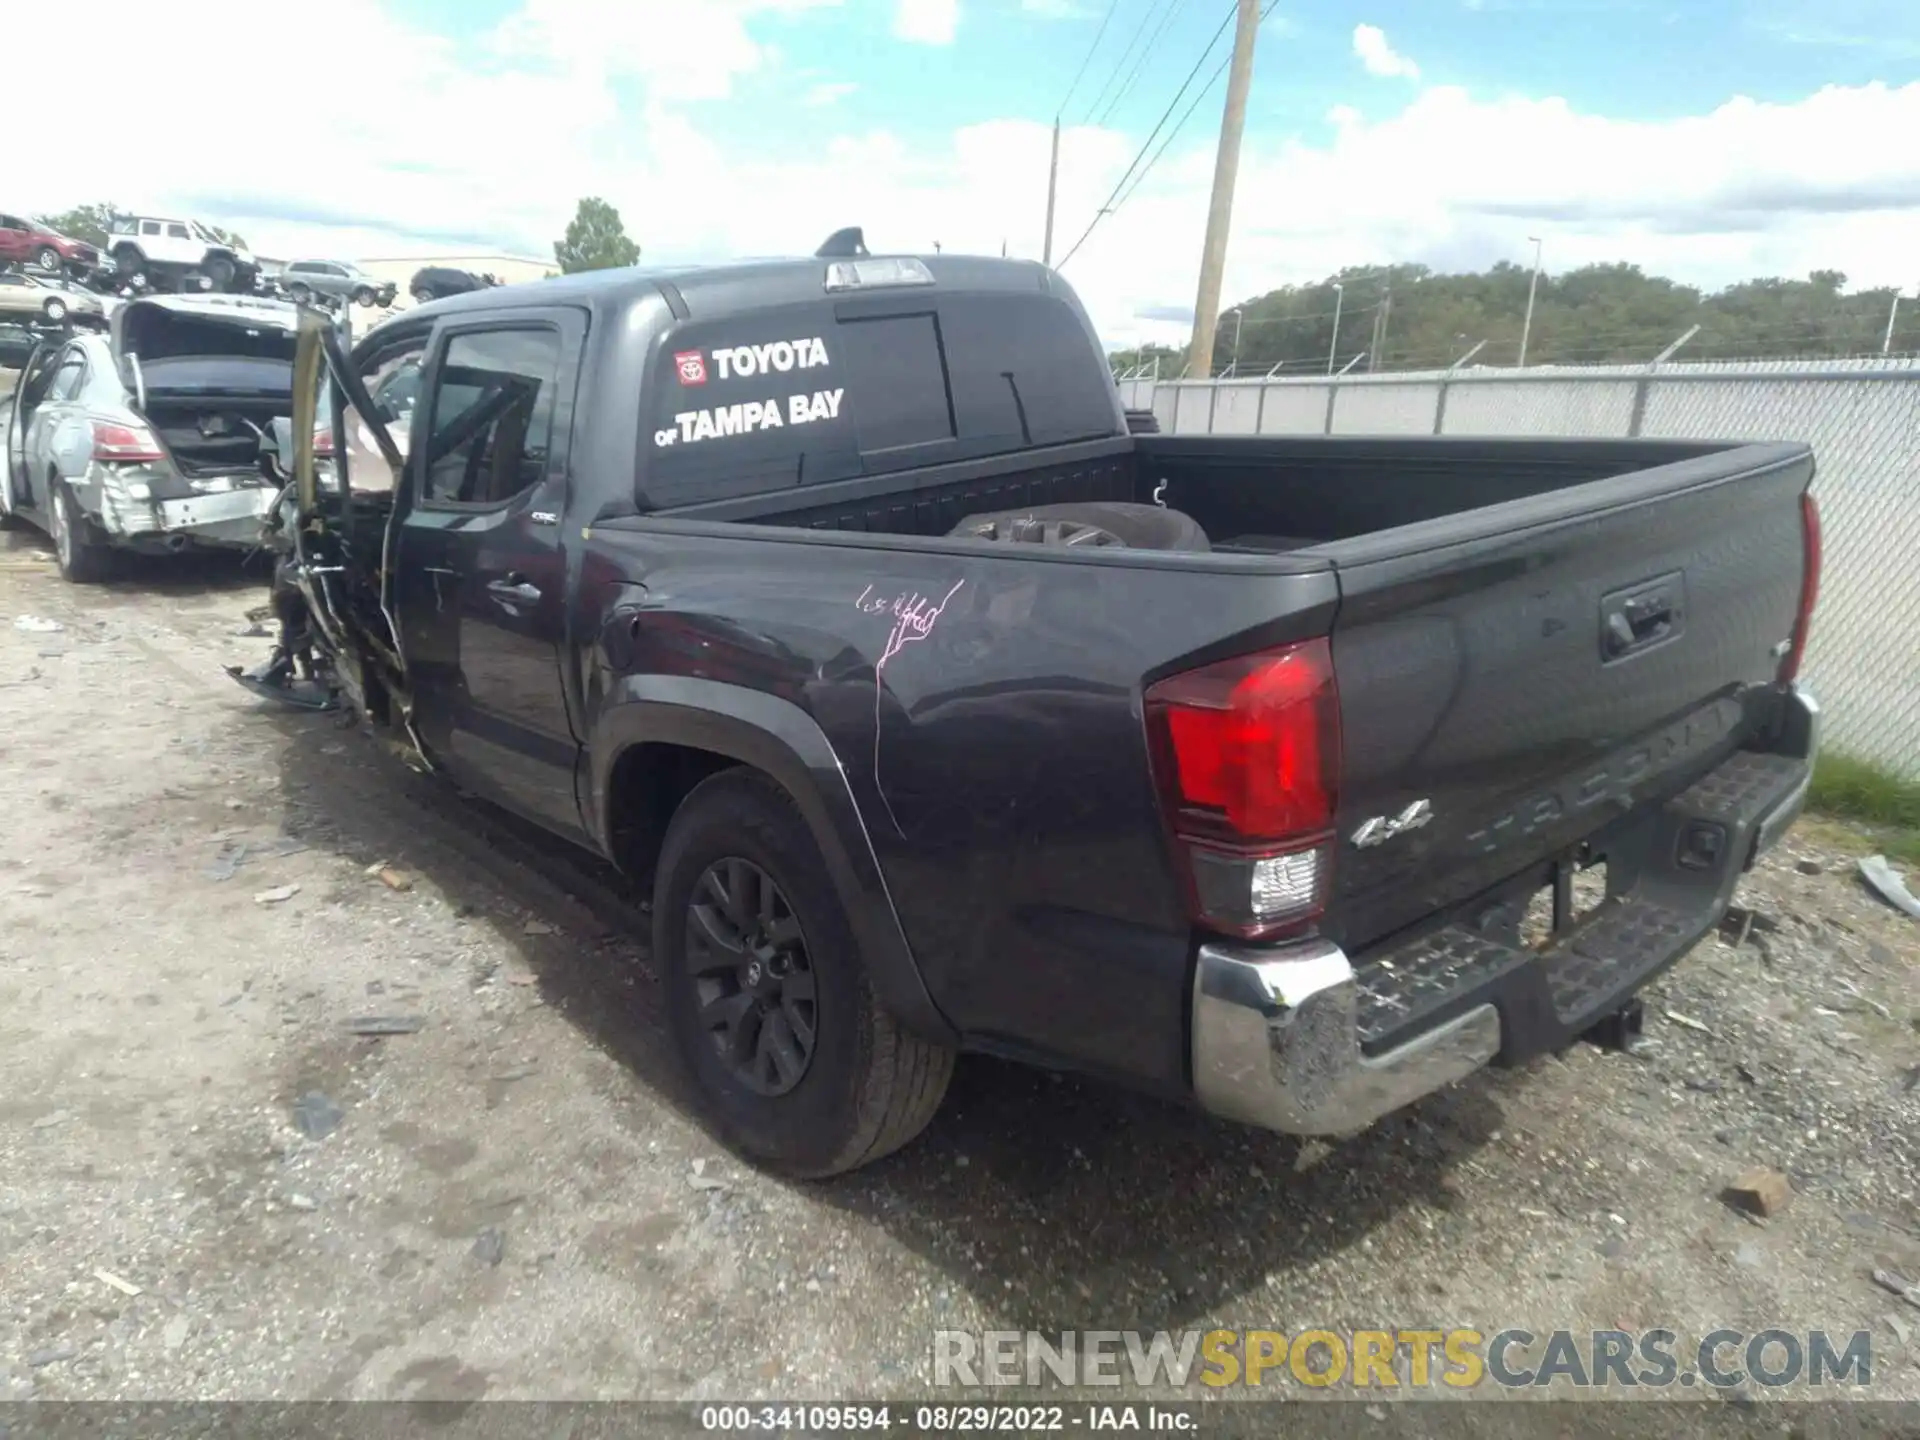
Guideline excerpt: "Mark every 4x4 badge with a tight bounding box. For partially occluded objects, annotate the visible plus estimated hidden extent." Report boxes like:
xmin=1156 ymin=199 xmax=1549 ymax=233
xmin=1351 ymin=799 xmax=1433 ymax=849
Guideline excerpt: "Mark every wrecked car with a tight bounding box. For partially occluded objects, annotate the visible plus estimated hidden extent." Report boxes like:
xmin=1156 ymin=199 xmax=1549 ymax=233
xmin=234 ymin=244 xmax=1820 ymax=1180
xmin=0 ymin=267 xmax=105 ymax=325
xmin=0 ymin=294 xmax=302 ymax=580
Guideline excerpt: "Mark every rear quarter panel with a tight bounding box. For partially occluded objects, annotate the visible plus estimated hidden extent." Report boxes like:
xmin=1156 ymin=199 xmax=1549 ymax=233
xmin=581 ymin=522 xmax=1338 ymax=1091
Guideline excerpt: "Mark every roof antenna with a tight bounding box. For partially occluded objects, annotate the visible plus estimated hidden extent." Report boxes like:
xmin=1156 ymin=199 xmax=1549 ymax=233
xmin=816 ymin=227 xmax=869 ymax=259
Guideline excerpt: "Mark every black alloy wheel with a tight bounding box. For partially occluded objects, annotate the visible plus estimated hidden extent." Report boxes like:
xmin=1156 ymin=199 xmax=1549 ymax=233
xmin=685 ymin=856 xmax=818 ymax=1097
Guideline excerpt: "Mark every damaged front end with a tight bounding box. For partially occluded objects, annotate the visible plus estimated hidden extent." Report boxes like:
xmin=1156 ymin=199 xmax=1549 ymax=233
xmin=230 ymin=309 xmax=428 ymax=768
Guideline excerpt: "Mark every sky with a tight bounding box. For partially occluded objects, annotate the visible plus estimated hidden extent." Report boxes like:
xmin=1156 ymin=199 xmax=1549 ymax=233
xmin=9 ymin=0 xmax=1920 ymax=349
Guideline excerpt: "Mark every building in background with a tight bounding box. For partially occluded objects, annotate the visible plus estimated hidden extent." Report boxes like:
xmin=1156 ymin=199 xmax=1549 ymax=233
xmin=352 ymin=253 xmax=557 ymax=306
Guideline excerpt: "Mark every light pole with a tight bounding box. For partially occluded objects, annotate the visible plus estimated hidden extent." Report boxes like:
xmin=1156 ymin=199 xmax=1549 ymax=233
xmin=1227 ymin=307 xmax=1245 ymax=374
xmin=1327 ymin=282 xmax=1343 ymax=375
xmin=1518 ymin=235 xmax=1543 ymax=368
xmin=1884 ymin=291 xmax=1906 ymax=356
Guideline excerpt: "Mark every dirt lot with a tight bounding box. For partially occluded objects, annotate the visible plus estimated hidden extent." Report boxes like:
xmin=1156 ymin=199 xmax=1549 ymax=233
xmin=0 ymin=528 xmax=1916 ymax=1416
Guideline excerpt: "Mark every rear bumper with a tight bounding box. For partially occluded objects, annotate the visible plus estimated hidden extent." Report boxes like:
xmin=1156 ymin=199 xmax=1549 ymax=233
xmin=88 ymin=471 xmax=275 ymax=550
xmin=1190 ymin=684 xmax=1820 ymax=1137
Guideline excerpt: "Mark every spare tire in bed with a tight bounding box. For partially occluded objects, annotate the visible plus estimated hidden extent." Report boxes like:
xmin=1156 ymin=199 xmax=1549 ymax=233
xmin=948 ymin=501 xmax=1209 ymax=552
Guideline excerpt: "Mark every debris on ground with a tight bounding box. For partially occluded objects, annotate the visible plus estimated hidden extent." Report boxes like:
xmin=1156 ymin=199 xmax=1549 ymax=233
xmin=1874 ymin=1269 xmax=1920 ymax=1311
xmin=93 ymin=1268 xmax=142 ymax=1296
xmin=1859 ymin=855 xmax=1920 ymax=919
xmin=343 ymin=1015 xmax=425 ymax=1036
xmin=522 ymin=919 xmax=556 ymax=936
xmin=1722 ymin=1167 xmax=1794 ymax=1218
xmin=12 ymin=616 xmax=62 ymax=633
xmin=290 ymin=1091 xmax=344 ymax=1139
xmin=1665 ymin=1009 xmax=1713 ymax=1035
xmin=377 ymin=867 xmax=414 ymax=892
xmin=30 ymin=1110 xmax=70 ymax=1130
xmin=472 ymin=1227 xmax=506 ymax=1267
xmin=25 ymin=1347 xmax=77 ymax=1368
xmin=252 ymin=884 xmax=300 ymax=905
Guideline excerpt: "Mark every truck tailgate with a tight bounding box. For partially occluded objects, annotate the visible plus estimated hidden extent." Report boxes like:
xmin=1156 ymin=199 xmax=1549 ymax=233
xmin=1323 ymin=441 xmax=1814 ymax=956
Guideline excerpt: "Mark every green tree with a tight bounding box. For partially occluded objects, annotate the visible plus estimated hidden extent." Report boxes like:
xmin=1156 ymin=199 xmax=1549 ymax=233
xmin=1130 ymin=261 xmax=1918 ymax=374
xmin=35 ymin=202 xmax=121 ymax=248
xmin=554 ymin=197 xmax=640 ymax=274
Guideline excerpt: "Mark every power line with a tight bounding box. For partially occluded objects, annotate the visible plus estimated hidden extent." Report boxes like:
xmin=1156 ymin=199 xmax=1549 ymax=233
xmin=1113 ymin=0 xmax=1278 ymax=213
xmin=1056 ymin=0 xmax=1242 ymax=270
xmin=1056 ymin=0 xmax=1124 ymax=119
xmin=1094 ymin=0 xmax=1193 ymax=127
xmin=1080 ymin=0 xmax=1178 ymax=127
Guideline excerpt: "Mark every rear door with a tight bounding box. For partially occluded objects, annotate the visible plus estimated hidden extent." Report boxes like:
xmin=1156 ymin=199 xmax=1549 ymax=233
xmin=0 ymin=214 xmax=31 ymax=263
xmin=1323 ymin=447 xmax=1811 ymax=953
xmin=5 ymin=344 xmax=63 ymax=510
xmin=394 ymin=306 xmax=587 ymax=838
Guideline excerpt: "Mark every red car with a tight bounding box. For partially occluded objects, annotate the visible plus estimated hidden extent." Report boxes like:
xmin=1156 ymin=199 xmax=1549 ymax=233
xmin=0 ymin=211 xmax=102 ymax=277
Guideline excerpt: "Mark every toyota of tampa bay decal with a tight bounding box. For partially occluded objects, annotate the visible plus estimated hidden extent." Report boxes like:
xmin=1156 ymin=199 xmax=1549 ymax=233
xmin=656 ymin=336 xmax=841 ymax=448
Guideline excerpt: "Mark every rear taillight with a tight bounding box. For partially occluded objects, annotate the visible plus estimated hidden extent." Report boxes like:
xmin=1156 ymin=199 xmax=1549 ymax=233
xmin=1145 ymin=638 xmax=1341 ymax=939
xmin=1780 ymin=490 xmax=1821 ymax=684
xmin=90 ymin=420 xmax=163 ymax=463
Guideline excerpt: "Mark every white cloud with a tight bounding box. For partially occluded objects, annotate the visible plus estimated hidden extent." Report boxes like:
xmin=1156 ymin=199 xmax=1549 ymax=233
xmin=8 ymin=0 xmax=1920 ymax=357
xmin=803 ymin=81 xmax=858 ymax=106
xmin=893 ymin=0 xmax=958 ymax=44
xmin=1353 ymin=23 xmax=1420 ymax=79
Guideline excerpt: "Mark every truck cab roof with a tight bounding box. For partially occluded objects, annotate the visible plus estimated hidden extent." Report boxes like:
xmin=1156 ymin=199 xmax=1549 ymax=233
xmin=396 ymin=251 xmax=1068 ymax=325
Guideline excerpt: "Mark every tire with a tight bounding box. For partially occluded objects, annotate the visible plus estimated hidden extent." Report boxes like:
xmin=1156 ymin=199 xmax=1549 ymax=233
xmin=654 ymin=770 xmax=955 ymax=1177
xmin=951 ymin=500 xmax=1210 ymax=552
xmin=411 ymin=288 xmax=433 ymax=306
xmin=287 ymin=282 xmax=311 ymax=303
xmin=111 ymin=245 xmax=145 ymax=283
xmin=32 ymin=246 xmax=60 ymax=273
xmin=48 ymin=477 xmax=111 ymax=583
xmin=352 ymin=287 xmax=375 ymax=307
xmin=205 ymin=256 xmax=236 ymax=290
xmin=42 ymin=298 xmax=67 ymax=323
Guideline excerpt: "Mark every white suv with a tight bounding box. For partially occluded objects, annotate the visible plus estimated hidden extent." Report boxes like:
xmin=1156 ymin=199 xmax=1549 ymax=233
xmin=107 ymin=217 xmax=259 ymax=294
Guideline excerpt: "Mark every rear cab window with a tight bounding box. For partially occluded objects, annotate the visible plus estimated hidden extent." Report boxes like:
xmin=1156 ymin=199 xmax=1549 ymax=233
xmin=637 ymin=286 xmax=1119 ymax=510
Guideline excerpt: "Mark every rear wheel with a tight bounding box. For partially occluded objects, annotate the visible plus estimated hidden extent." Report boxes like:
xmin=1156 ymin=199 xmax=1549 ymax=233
xmin=655 ymin=770 xmax=954 ymax=1177
xmin=205 ymin=256 xmax=236 ymax=290
xmin=48 ymin=477 xmax=110 ymax=583
xmin=32 ymin=246 xmax=60 ymax=273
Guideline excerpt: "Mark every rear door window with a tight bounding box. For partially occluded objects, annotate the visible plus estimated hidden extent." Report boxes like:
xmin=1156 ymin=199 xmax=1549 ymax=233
xmin=637 ymin=289 xmax=1116 ymax=510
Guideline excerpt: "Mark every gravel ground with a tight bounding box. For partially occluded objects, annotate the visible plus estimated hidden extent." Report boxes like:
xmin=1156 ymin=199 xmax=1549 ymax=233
xmin=0 ymin=529 xmax=1915 ymax=1420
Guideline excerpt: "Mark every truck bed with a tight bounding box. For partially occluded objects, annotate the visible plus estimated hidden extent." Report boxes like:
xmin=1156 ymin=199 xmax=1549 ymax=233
xmin=650 ymin=431 xmax=1761 ymax=561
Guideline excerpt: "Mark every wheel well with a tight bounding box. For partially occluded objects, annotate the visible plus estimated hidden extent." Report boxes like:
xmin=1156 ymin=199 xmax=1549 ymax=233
xmin=604 ymin=743 xmax=742 ymax=885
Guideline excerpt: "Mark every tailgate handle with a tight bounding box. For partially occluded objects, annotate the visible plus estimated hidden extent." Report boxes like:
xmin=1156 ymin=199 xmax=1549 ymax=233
xmin=1601 ymin=574 xmax=1683 ymax=661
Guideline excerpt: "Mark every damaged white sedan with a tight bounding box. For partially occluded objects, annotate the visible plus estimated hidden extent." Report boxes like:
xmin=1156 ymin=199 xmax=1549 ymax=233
xmin=0 ymin=294 xmax=306 ymax=581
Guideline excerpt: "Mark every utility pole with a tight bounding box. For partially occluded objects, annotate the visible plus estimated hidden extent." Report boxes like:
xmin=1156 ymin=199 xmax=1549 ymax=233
xmin=1042 ymin=118 xmax=1062 ymax=267
xmin=1229 ymin=308 xmax=1245 ymax=373
xmin=1883 ymin=292 xmax=1905 ymax=355
xmin=1326 ymin=282 xmax=1343 ymax=374
xmin=1185 ymin=0 xmax=1262 ymax=380
xmin=1518 ymin=235 xmax=1543 ymax=367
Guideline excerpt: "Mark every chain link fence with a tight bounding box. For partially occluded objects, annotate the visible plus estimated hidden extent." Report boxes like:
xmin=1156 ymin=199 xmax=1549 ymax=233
xmin=1117 ymin=360 xmax=1920 ymax=779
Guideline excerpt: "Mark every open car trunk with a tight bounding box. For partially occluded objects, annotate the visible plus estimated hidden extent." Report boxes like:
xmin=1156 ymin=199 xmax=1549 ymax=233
xmin=111 ymin=297 xmax=302 ymax=479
